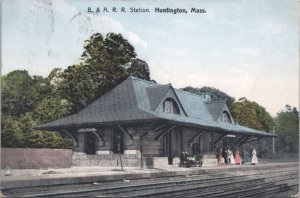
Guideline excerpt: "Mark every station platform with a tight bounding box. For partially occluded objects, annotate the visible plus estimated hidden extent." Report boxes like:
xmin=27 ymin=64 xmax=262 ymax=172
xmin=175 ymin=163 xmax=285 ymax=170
xmin=1 ymin=162 xmax=298 ymax=190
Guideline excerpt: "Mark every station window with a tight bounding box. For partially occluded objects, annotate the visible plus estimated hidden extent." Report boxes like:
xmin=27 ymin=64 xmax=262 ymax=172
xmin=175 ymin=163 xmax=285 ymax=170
xmin=163 ymin=98 xmax=180 ymax=114
xmin=221 ymin=111 xmax=232 ymax=123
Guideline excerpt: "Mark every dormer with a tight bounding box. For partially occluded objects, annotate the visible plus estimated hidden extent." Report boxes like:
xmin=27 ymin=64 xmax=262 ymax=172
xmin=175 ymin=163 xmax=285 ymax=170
xmin=206 ymin=101 xmax=235 ymax=124
xmin=163 ymin=98 xmax=180 ymax=114
xmin=220 ymin=110 xmax=233 ymax=124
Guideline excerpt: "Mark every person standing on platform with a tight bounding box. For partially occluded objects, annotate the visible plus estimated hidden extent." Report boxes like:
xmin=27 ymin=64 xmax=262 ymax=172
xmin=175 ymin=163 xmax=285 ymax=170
xmin=229 ymin=149 xmax=235 ymax=165
xmin=218 ymin=148 xmax=225 ymax=165
xmin=235 ymin=149 xmax=241 ymax=165
xmin=223 ymin=148 xmax=228 ymax=164
xmin=251 ymin=148 xmax=258 ymax=165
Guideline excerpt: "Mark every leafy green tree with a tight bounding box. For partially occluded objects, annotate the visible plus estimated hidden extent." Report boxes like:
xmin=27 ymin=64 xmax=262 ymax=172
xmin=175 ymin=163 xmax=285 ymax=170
xmin=58 ymin=33 xmax=151 ymax=113
xmin=1 ymin=70 xmax=38 ymax=116
xmin=251 ymin=101 xmax=275 ymax=132
xmin=1 ymin=115 xmax=24 ymax=147
xmin=82 ymin=33 xmax=136 ymax=65
xmin=20 ymin=113 xmax=72 ymax=148
xmin=127 ymin=58 xmax=150 ymax=80
xmin=1 ymin=69 xmax=63 ymax=117
xmin=1 ymin=70 xmax=72 ymax=148
xmin=58 ymin=62 xmax=128 ymax=112
xmin=275 ymin=105 xmax=299 ymax=152
xmin=1 ymin=32 xmax=152 ymax=148
xmin=181 ymin=87 xmax=274 ymax=133
xmin=231 ymin=98 xmax=274 ymax=132
xmin=231 ymin=98 xmax=263 ymax=129
xmin=1 ymin=112 xmax=72 ymax=148
xmin=32 ymin=97 xmax=71 ymax=123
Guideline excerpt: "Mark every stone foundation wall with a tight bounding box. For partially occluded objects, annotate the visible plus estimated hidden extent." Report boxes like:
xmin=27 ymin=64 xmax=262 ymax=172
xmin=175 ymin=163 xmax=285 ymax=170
xmin=143 ymin=157 xmax=180 ymax=168
xmin=202 ymin=154 xmax=218 ymax=166
xmin=72 ymin=152 xmax=141 ymax=167
xmin=72 ymin=152 xmax=178 ymax=168
xmin=1 ymin=148 xmax=72 ymax=169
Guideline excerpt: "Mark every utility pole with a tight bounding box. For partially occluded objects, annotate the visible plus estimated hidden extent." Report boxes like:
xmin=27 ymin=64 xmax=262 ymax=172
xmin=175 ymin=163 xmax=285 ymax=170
xmin=140 ymin=138 xmax=143 ymax=169
xmin=272 ymin=126 xmax=275 ymax=155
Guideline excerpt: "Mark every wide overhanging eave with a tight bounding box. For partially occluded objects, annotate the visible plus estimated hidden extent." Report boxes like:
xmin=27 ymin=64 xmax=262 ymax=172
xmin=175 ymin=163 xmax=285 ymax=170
xmin=34 ymin=117 xmax=277 ymax=138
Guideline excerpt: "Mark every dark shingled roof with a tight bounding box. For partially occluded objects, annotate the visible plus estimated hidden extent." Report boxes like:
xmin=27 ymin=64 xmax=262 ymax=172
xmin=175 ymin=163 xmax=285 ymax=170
xmin=206 ymin=101 xmax=226 ymax=121
xmin=36 ymin=76 xmax=275 ymax=138
xmin=146 ymin=85 xmax=170 ymax=110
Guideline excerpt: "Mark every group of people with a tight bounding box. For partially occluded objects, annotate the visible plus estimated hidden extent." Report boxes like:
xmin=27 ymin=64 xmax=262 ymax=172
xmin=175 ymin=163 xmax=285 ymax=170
xmin=218 ymin=147 xmax=258 ymax=165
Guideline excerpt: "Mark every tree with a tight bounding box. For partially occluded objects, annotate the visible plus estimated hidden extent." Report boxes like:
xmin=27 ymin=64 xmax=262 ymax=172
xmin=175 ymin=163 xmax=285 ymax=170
xmin=182 ymin=86 xmax=235 ymax=111
xmin=58 ymin=33 xmax=151 ymax=113
xmin=1 ymin=69 xmax=64 ymax=117
xmin=1 ymin=70 xmax=38 ymax=116
xmin=1 ymin=112 xmax=72 ymax=148
xmin=20 ymin=112 xmax=72 ymax=148
xmin=181 ymin=87 xmax=274 ymax=132
xmin=127 ymin=58 xmax=150 ymax=81
xmin=1 ymin=32 xmax=152 ymax=148
xmin=231 ymin=98 xmax=274 ymax=132
xmin=32 ymin=97 xmax=71 ymax=123
xmin=1 ymin=115 xmax=24 ymax=147
xmin=231 ymin=98 xmax=263 ymax=129
xmin=81 ymin=33 xmax=136 ymax=66
xmin=275 ymin=105 xmax=299 ymax=152
xmin=251 ymin=101 xmax=275 ymax=132
xmin=1 ymin=70 xmax=72 ymax=148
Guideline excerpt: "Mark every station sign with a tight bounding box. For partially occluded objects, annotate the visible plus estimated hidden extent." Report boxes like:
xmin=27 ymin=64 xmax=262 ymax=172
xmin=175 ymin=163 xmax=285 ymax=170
xmin=226 ymin=134 xmax=236 ymax=138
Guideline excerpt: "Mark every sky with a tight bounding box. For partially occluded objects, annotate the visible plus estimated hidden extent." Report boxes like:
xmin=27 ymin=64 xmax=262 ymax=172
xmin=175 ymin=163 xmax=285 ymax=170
xmin=2 ymin=0 xmax=299 ymax=116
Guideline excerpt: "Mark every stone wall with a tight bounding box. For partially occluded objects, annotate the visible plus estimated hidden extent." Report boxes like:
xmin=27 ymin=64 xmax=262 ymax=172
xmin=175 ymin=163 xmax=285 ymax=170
xmin=72 ymin=152 xmax=141 ymax=167
xmin=1 ymin=148 xmax=73 ymax=169
xmin=71 ymin=152 xmax=180 ymax=168
xmin=201 ymin=154 xmax=218 ymax=166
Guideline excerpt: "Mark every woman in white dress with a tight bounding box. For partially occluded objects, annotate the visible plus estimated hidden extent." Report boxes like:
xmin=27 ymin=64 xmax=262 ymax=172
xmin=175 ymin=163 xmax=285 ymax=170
xmin=229 ymin=149 xmax=235 ymax=165
xmin=226 ymin=149 xmax=235 ymax=165
xmin=251 ymin=149 xmax=258 ymax=165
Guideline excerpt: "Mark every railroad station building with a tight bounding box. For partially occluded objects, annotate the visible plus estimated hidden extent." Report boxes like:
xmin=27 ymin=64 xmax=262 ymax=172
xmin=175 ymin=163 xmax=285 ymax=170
xmin=36 ymin=77 xmax=275 ymax=167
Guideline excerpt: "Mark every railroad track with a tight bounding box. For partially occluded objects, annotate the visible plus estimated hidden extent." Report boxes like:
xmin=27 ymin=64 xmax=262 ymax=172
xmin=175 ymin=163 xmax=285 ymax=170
xmin=3 ymin=166 xmax=299 ymax=197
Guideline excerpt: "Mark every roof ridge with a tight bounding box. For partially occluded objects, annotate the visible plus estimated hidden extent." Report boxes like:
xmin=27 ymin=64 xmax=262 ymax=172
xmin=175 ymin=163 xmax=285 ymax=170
xmin=147 ymin=83 xmax=171 ymax=88
xmin=206 ymin=101 xmax=226 ymax=104
xmin=128 ymin=76 xmax=158 ymax=85
xmin=130 ymin=77 xmax=207 ymax=100
xmin=175 ymin=88 xmax=206 ymax=99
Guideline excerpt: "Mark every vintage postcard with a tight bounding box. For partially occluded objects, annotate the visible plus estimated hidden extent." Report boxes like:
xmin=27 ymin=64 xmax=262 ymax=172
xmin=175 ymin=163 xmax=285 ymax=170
xmin=1 ymin=0 xmax=299 ymax=197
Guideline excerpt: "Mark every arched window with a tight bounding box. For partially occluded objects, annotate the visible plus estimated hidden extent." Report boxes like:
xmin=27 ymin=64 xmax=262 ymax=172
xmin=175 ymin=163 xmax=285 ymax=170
xmin=163 ymin=98 xmax=180 ymax=114
xmin=221 ymin=111 xmax=232 ymax=123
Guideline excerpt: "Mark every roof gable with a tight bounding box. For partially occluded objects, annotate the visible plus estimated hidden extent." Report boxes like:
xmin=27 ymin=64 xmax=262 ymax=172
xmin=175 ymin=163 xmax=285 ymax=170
xmin=206 ymin=101 xmax=226 ymax=121
xmin=154 ymin=87 xmax=187 ymax=116
xmin=217 ymin=104 xmax=235 ymax=124
xmin=146 ymin=85 xmax=170 ymax=110
xmin=206 ymin=101 xmax=235 ymax=123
